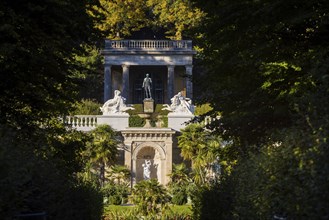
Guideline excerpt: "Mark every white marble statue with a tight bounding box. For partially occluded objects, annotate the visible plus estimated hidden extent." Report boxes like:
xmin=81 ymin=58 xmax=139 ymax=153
xmin=162 ymin=92 xmax=195 ymax=114
xmin=100 ymin=90 xmax=134 ymax=115
xmin=142 ymin=159 xmax=151 ymax=180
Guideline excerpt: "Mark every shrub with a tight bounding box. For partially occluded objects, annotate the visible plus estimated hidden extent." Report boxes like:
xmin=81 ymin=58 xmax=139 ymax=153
xmin=172 ymin=189 xmax=187 ymax=205
xmin=102 ymin=183 xmax=130 ymax=205
xmin=72 ymin=99 xmax=102 ymax=115
xmin=109 ymin=194 xmax=122 ymax=205
xmin=129 ymin=115 xmax=145 ymax=127
xmin=131 ymin=179 xmax=170 ymax=216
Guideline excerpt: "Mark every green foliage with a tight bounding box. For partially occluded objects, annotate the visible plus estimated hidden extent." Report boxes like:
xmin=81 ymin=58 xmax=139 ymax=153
xmin=127 ymin=104 xmax=144 ymax=127
xmin=232 ymin=135 xmax=329 ymax=219
xmin=0 ymin=124 xmax=103 ymax=220
xmin=178 ymin=123 xmax=223 ymax=185
xmin=194 ymin=0 xmax=329 ymax=145
xmin=82 ymin=125 xmax=120 ymax=187
xmin=194 ymin=130 xmax=329 ymax=219
xmin=0 ymin=0 xmax=104 ymax=219
xmin=131 ymin=179 xmax=170 ymax=217
xmin=72 ymin=99 xmax=102 ymax=115
xmin=109 ymin=165 xmax=131 ymax=185
xmin=168 ymin=163 xmax=190 ymax=205
xmin=171 ymin=187 xmax=188 ymax=205
xmin=88 ymin=0 xmax=205 ymax=39
xmin=161 ymin=116 xmax=168 ymax=127
xmin=0 ymin=0 xmax=100 ymax=129
xmin=127 ymin=104 xmax=143 ymax=114
xmin=150 ymin=0 xmax=205 ymax=39
xmin=154 ymin=104 xmax=170 ymax=115
xmin=103 ymin=205 xmax=192 ymax=220
xmin=73 ymin=45 xmax=104 ymax=102
xmin=127 ymin=104 xmax=169 ymax=127
xmin=102 ymin=165 xmax=131 ymax=205
xmin=129 ymin=115 xmax=145 ymax=127
xmin=194 ymin=103 xmax=213 ymax=116
xmin=191 ymin=0 xmax=329 ymax=219
xmin=191 ymin=184 xmax=232 ymax=220
xmin=102 ymin=183 xmax=129 ymax=205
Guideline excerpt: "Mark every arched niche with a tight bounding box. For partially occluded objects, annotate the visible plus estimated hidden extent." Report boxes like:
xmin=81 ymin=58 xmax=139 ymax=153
xmin=132 ymin=142 xmax=166 ymax=184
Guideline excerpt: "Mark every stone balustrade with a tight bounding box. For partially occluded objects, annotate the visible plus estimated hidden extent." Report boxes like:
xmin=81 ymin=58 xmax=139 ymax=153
xmin=64 ymin=115 xmax=98 ymax=132
xmin=105 ymin=40 xmax=192 ymax=50
xmin=63 ymin=114 xmax=216 ymax=132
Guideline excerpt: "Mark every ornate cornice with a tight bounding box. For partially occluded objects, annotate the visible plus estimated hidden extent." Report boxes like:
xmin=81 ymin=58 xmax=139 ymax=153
xmin=121 ymin=128 xmax=175 ymax=141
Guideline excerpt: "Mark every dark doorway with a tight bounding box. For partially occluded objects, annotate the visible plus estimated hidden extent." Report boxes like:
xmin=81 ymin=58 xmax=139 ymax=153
xmin=130 ymin=66 xmax=167 ymax=104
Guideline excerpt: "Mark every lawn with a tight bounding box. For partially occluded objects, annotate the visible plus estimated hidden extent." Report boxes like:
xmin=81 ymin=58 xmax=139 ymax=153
xmin=103 ymin=204 xmax=192 ymax=219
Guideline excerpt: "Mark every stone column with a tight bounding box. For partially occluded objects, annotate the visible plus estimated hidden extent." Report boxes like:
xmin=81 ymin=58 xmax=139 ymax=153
xmin=185 ymin=65 xmax=193 ymax=99
xmin=122 ymin=64 xmax=130 ymax=101
xmin=167 ymin=65 xmax=175 ymax=102
xmin=104 ymin=64 xmax=112 ymax=102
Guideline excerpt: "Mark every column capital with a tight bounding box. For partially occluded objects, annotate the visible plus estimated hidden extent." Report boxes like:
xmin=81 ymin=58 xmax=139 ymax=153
xmin=122 ymin=64 xmax=130 ymax=69
xmin=167 ymin=65 xmax=175 ymax=70
xmin=104 ymin=64 xmax=112 ymax=67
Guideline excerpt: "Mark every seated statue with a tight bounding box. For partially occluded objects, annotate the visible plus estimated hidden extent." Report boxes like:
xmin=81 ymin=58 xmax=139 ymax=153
xmin=162 ymin=92 xmax=194 ymax=114
xmin=100 ymin=90 xmax=134 ymax=115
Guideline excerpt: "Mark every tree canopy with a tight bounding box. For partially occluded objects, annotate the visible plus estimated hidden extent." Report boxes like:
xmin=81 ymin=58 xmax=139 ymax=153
xmin=88 ymin=0 xmax=205 ymax=39
xmin=0 ymin=0 xmax=101 ymax=130
xmin=0 ymin=0 xmax=104 ymax=218
xmin=191 ymin=0 xmax=329 ymax=218
xmin=194 ymin=0 xmax=329 ymax=147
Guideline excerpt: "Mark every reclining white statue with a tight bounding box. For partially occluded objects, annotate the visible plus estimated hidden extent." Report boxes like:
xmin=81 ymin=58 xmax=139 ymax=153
xmin=162 ymin=92 xmax=194 ymax=115
xmin=100 ymin=90 xmax=134 ymax=115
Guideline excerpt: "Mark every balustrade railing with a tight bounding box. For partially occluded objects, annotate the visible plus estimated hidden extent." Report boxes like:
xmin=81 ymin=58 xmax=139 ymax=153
xmin=63 ymin=114 xmax=215 ymax=132
xmin=64 ymin=115 xmax=98 ymax=131
xmin=105 ymin=40 xmax=192 ymax=50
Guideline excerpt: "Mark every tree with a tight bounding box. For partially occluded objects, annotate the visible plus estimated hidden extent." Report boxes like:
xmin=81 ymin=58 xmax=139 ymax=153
xmin=131 ymin=179 xmax=170 ymax=217
xmin=0 ymin=123 xmax=103 ymax=219
xmin=178 ymin=123 xmax=222 ymax=185
xmin=194 ymin=0 xmax=329 ymax=147
xmin=88 ymin=0 xmax=205 ymax=39
xmin=190 ymin=0 xmax=329 ymax=218
xmin=0 ymin=0 xmax=104 ymax=218
xmin=109 ymin=165 xmax=131 ymax=185
xmin=168 ymin=163 xmax=190 ymax=187
xmin=168 ymin=163 xmax=191 ymax=205
xmin=84 ymin=125 xmax=120 ymax=187
xmin=0 ymin=0 xmax=101 ymax=130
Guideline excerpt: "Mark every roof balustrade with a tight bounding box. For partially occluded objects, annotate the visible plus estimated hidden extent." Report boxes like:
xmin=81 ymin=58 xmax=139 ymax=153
xmin=105 ymin=40 xmax=193 ymax=51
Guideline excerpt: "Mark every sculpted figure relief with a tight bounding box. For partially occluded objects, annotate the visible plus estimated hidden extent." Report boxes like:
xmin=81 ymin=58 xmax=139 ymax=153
xmin=100 ymin=90 xmax=134 ymax=115
xmin=162 ymin=92 xmax=194 ymax=114
xmin=142 ymin=159 xmax=151 ymax=180
xmin=142 ymin=73 xmax=152 ymax=99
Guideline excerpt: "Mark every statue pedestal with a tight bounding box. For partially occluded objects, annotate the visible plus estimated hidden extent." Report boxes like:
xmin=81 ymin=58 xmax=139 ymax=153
xmin=143 ymin=99 xmax=154 ymax=113
xmin=97 ymin=114 xmax=129 ymax=131
xmin=168 ymin=113 xmax=194 ymax=131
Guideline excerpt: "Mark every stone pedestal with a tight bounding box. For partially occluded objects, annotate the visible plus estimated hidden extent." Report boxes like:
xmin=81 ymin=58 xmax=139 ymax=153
xmin=168 ymin=113 xmax=194 ymax=131
xmin=143 ymin=99 xmax=154 ymax=113
xmin=97 ymin=114 xmax=129 ymax=131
